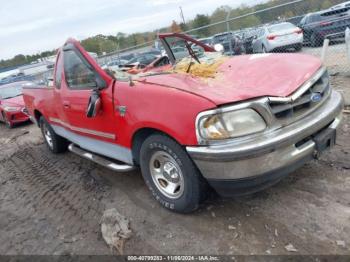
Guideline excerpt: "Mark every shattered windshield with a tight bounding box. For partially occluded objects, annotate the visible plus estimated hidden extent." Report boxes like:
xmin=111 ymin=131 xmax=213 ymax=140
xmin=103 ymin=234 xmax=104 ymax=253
xmin=164 ymin=36 xmax=205 ymax=61
xmin=109 ymin=36 xmax=226 ymax=81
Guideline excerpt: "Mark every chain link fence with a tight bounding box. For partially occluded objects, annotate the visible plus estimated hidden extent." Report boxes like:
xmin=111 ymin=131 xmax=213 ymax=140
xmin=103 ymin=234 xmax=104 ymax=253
xmin=98 ymin=0 xmax=350 ymax=76
xmin=4 ymin=0 xmax=349 ymax=86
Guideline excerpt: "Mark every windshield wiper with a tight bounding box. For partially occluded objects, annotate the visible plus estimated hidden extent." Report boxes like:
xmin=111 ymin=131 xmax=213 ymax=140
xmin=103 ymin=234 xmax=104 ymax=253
xmin=184 ymin=42 xmax=200 ymax=64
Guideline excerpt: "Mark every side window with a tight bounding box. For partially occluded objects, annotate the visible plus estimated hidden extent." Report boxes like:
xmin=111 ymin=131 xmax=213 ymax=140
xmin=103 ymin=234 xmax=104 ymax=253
xmin=54 ymin=53 xmax=63 ymax=89
xmin=63 ymin=50 xmax=97 ymax=90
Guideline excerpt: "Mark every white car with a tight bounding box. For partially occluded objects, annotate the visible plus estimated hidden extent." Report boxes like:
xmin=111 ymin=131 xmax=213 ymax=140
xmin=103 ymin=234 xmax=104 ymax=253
xmin=252 ymin=22 xmax=304 ymax=53
xmin=330 ymin=1 xmax=350 ymax=10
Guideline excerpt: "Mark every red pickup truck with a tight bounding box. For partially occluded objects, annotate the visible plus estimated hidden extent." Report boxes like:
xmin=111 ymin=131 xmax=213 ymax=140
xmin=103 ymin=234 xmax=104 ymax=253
xmin=23 ymin=33 xmax=344 ymax=213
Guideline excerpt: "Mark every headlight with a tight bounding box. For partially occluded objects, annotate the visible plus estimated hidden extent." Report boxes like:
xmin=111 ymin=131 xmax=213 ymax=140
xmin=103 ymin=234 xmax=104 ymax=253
xmin=4 ymin=106 xmax=21 ymax=112
xmin=197 ymin=108 xmax=266 ymax=141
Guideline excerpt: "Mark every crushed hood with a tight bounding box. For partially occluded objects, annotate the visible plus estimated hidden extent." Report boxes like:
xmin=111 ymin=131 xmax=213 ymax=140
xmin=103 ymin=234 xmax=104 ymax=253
xmin=140 ymin=53 xmax=322 ymax=105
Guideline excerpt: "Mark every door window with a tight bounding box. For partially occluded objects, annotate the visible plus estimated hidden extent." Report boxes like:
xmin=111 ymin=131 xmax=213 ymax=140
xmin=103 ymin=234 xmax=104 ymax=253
xmin=63 ymin=50 xmax=97 ymax=90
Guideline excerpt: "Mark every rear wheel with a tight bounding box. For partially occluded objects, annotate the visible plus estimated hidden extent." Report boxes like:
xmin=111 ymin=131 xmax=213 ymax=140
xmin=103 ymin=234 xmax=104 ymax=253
xmin=140 ymin=134 xmax=207 ymax=213
xmin=40 ymin=117 xmax=68 ymax=153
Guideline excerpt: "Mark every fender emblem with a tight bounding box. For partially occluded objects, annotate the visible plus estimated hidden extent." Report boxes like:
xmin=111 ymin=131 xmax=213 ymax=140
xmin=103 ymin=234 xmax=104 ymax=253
xmin=116 ymin=106 xmax=127 ymax=117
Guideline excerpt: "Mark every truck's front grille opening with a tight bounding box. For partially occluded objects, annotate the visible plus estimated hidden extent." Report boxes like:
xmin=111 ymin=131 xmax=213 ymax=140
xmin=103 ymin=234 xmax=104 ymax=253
xmin=269 ymin=70 xmax=330 ymax=125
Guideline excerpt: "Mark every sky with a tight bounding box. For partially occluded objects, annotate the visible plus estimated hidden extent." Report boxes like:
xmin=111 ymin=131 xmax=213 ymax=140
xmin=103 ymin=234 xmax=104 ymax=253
xmin=0 ymin=0 xmax=262 ymax=60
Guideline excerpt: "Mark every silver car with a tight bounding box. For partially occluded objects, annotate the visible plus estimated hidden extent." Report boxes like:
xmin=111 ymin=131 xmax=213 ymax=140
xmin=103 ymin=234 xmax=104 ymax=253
xmin=252 ymin=22 xmax=304 ymax=53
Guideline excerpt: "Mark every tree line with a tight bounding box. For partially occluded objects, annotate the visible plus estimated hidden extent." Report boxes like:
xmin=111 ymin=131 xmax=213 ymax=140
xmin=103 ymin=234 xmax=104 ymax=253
xmin=0 ymin=0 xmax=343 ymax=69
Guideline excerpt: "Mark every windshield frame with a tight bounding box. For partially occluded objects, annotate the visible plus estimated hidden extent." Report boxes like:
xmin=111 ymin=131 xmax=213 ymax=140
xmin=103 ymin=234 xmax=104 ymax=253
xmin=158 ymin=33 xmax=215 ymax=65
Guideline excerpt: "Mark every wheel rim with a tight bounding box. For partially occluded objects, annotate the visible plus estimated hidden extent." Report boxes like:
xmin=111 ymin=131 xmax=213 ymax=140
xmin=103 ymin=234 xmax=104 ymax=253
xmin=43 ymin=123 xmax=53 ymax=149
xmin=149 ymin=151 xmax=185 ymax=199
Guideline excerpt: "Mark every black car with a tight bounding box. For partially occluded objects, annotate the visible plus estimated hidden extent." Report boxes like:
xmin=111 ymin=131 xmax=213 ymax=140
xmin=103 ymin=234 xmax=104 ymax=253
xmin=241 ymin=29 xmax=258 ymax=54
xmin=212 ymin=32 xmax=244 ymax=55
xmin=299 ymin=6 xmax=350 ymax=47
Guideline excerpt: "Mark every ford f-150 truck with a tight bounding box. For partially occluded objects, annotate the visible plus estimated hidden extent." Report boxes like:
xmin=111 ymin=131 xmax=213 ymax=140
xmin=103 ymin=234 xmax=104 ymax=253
xmin=23 ymin=33 xmax=344 ymax=213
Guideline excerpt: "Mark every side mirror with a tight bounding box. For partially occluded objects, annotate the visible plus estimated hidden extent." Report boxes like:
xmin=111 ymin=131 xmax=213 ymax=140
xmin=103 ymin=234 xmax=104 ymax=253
xmin=86 ymin=89 xmax=102 ymax=118
xmin=214 ymin=44 xmax=224 ymax=53
xmin=95 ymin=75 xmax=106 ymax=89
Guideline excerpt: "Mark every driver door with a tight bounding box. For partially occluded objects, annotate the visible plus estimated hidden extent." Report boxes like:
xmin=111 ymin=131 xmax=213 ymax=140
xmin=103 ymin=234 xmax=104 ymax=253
xmin=59 ymin=45 xmax=117 ymax=143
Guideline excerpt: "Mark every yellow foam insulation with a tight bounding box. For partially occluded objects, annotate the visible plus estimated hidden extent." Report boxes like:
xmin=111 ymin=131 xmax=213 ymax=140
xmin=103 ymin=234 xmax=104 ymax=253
xmin=173 ymin=56 xmax=229 ymax=78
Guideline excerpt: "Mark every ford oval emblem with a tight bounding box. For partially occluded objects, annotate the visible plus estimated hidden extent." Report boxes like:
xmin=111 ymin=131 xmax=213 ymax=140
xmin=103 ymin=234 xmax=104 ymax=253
xmin=311 ymin=93 xmax=322 ymax=103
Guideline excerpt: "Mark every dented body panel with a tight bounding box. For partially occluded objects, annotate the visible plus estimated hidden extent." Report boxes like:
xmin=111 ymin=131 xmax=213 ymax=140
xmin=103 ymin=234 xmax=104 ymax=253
xmin=139 ymin=53 xmax=322 ymax=105
xmin=22 ymin=33 xmax=343 ymax=198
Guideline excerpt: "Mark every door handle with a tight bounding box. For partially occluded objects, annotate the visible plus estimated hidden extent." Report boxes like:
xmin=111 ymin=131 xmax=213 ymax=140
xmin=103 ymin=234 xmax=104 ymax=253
xmin=63 ymin=101 xmax=71 ymax=109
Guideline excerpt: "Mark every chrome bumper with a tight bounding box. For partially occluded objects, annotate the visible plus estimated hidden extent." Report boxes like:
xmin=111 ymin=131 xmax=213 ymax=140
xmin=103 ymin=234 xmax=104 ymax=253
xmin=187 ymin=91 xmax=344 ymax=180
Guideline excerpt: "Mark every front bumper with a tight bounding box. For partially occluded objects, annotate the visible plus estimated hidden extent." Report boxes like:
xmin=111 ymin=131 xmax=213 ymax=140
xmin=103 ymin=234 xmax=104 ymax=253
xmin=5 ymin=110 xmax=30 ymax=124
xmin=187 ymin=91 xmax=344 ymax=195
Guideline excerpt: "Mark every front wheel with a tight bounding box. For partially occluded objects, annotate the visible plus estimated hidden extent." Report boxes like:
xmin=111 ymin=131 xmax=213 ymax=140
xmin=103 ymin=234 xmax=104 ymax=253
xmin=140 ymin=134 xmax=207 ymax=213
xmin=40 ymin=117 xmax=68 ymax=153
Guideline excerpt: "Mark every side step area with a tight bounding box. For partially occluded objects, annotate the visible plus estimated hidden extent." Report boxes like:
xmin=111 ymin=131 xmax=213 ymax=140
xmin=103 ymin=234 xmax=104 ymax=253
xmin=68 ymin=144 xmax=135 ymax=172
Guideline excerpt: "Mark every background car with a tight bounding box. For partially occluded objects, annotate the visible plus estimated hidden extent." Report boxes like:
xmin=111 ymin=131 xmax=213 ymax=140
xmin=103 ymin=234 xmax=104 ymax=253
xmin=212 ymin=32 xmax=244 ymax=55
xmin=0 ymin=73 xmax=35 ymax=86
xmin=299 ymin=7 xmax=350 ymax=47
xmin=330 ymin=1 xmax=350 ymax=10
xmin=122 ymin=53 xmax=159 ymax=69
xmin=198 ymin=37 xmax=213 ymax=46
xmin=242 ymin=28 xmax=258 ymax=54
xmin=102 ymin=59 xmax=128 ymax=71
xmin=0 ymin=81 xmax=33 ymax=128
xmin=142 ymin=49 xmax=162 ymax=57
xmin=252 ymin=22 xmax=303 ymax=53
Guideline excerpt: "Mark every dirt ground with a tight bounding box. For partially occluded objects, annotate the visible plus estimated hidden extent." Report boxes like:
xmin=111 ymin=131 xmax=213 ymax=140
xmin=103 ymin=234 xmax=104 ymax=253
xmin=0 ymin=75 xmax=350 ymax=256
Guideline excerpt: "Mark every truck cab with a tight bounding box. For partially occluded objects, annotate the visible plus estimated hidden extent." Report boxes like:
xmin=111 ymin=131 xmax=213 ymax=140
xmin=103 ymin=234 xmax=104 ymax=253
xmin=23 ymin=33 xmax=344 ymax=213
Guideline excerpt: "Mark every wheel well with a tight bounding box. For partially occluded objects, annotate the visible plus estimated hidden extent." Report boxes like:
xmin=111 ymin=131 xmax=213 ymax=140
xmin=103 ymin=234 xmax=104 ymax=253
xmin=131 ymin=128 xmax=172 ymax=166
xmin=34 ymin=110 xmax=43 ymax=126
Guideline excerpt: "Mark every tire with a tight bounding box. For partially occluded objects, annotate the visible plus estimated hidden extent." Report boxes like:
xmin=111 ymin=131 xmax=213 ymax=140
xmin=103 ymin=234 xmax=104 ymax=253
xmin=2 ymin=112 xmax=13 ymax=129
xmin=40 ymin=116 xmax=68 ymax=153
xmin=311 ymin=33 xmax=322 ymax=47
xmin=295 ymin=43 xmax=302 ymax=52
xmin=140 ymin=134 xmax=207 ymax=213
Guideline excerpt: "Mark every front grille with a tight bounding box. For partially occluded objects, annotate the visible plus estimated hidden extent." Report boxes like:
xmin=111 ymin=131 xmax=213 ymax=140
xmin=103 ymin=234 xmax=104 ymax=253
xmin=269 ymin=70 xmax=330 ymax=125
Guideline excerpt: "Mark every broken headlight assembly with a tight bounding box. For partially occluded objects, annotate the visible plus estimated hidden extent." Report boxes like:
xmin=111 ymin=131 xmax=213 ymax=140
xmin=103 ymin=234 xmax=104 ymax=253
xmin=196 ymin=108 xmax=267 ymax=142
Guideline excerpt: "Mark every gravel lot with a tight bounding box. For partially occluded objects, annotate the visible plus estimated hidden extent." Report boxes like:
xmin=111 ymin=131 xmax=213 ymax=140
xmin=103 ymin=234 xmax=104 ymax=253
xmin=0 ymin=56 xmax=349 ymax=256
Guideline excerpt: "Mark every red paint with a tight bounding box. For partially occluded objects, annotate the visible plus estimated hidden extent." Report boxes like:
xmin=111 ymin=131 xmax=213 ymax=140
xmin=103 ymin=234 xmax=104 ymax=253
xmin=23 ymin=33 xmax=322 ymax=154
xmin=0 ymin=82 xmax=30 ymax=126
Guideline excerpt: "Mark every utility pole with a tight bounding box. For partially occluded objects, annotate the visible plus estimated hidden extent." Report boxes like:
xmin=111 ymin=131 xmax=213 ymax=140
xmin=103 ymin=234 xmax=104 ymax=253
xmin=179 ymin=6 xmax=185 ymax=25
